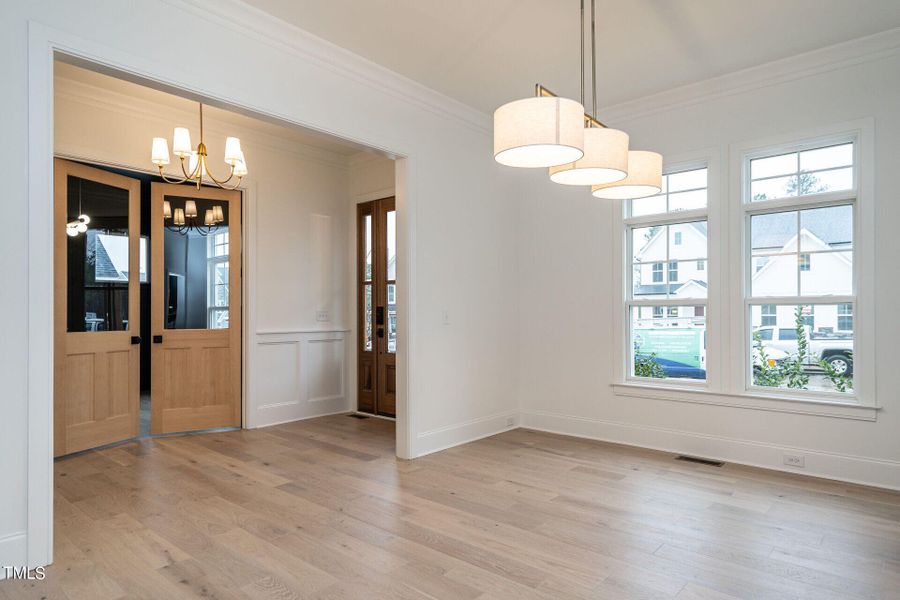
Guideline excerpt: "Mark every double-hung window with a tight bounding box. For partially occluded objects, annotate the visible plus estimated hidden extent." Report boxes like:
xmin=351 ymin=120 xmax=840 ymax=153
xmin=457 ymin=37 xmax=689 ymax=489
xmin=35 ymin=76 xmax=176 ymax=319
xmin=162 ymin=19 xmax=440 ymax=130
xmin=745 ymin=140 xmax=856 ymax=395
xmin=207 ymin=232 xmax=229 ymax=329
xmin=626 ymin=166 xmax=708 ymax=382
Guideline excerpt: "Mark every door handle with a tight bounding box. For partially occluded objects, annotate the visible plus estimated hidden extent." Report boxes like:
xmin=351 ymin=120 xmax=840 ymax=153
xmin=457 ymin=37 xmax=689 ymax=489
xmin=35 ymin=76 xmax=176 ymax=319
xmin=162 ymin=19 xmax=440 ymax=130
xmin=131 ymin=336 xmax=142 ymax=345
xmin=153 ymin=335 xmax=163 ymax=344
xmin=376 ymin=306 xmax=385 ymax=325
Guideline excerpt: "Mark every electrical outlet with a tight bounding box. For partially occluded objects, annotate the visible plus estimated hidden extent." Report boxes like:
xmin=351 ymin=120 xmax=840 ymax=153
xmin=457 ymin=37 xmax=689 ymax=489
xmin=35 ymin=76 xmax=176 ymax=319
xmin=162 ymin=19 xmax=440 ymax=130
xmin=506 ymin=416 xmax=515 ymax=427
xmin=316 ymin=310 xmax=329 ymax=322
xmin=441 ymin=309 xmax=450 ymax=325
xmin=783 ymin=454 xmax=805 ymax=468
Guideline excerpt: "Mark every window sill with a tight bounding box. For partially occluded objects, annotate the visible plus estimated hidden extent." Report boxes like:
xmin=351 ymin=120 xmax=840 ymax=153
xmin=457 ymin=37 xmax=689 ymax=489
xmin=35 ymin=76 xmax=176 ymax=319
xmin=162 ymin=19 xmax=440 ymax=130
xmin=611 ymin=382 xmax=880 ymax=421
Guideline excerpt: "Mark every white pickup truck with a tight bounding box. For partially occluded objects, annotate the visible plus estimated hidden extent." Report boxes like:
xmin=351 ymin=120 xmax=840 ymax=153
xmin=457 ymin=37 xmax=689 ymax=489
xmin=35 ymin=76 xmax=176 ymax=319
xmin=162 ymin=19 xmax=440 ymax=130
xmin=755 ymin=326 xmax=853 ymax=375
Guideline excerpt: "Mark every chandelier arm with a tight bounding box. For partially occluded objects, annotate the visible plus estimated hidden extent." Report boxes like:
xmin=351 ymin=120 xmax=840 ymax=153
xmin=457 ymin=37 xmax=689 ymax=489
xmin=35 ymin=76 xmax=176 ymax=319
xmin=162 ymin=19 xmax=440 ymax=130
xmin=201 ymin=160 xmax=237 ymax=187
xmin=158 ymin=165 xmax=190 ymax=185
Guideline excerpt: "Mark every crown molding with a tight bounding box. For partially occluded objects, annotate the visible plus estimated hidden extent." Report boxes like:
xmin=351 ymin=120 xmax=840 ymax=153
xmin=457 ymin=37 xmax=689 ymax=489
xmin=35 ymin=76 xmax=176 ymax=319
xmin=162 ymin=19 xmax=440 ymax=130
xmin=55 ymin=75 xmax=352 ymax=170
xmin=348 ymin=151 xmax=393 ymax=169
xmin=160 ymin=0 xmax=492 ymax=136
xmin=601 ymin=27 xmax=900 ymax=125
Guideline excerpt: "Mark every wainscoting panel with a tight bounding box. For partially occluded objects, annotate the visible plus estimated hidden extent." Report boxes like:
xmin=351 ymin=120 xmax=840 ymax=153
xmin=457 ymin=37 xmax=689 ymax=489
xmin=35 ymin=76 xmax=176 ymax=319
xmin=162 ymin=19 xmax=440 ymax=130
xmin=305 ymin=337 xmax=344 ymax=403
xmin=249 ymin=330 xmax=349 ymax=427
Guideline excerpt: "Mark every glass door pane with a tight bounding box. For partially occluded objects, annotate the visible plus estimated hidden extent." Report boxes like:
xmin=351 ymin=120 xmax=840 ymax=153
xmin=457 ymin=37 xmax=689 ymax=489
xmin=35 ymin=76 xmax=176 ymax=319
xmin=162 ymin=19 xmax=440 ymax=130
xmin=66 ymin=176 xmax=131 ymax=332
xmin=162 ymin=196 xmax=229 ymax=330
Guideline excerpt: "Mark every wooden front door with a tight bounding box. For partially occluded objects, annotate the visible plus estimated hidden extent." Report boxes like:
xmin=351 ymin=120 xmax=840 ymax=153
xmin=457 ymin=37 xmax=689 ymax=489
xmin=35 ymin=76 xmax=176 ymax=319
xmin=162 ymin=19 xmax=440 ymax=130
xmin=54 ymin=159 xmax=141 ymax=456
xmin=357 ymin=198 xmax=397 ymax=417
xmin=150 ymin=183 xmax=241 ymax=434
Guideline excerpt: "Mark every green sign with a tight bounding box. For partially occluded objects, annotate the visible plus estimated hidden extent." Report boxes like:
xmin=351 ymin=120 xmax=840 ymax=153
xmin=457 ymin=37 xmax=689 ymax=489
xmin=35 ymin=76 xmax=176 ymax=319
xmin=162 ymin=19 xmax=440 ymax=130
xmin=634 ymin=328 xmax=703 ymax=368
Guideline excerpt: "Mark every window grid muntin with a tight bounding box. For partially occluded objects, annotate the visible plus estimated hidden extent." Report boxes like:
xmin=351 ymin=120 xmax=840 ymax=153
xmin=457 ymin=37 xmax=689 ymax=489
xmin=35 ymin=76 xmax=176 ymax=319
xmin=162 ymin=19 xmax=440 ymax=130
xmin=626 ymin=164 xmax=709 ymax=384
xmin=743 ymin=138 xmax=858 ymax=397
xmin=628 ymin=167 xmax=708 ymax=218
xmin=749 ymin=142 xmax=854 ymax=202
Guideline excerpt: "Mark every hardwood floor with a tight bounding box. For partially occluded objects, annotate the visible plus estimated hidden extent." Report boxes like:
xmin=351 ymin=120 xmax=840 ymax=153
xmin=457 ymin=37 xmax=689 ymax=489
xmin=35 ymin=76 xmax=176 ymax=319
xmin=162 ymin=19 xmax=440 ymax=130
xmin=3 ymin=415 xmax=900 ymax=600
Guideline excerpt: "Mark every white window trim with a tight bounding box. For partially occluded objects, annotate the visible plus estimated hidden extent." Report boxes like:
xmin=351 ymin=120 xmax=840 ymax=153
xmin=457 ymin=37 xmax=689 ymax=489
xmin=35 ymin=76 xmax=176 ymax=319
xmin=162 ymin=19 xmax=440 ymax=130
xmin=207 ymin=234 xmax=229 ymax=328
xmin=612 ymin=121 xmax=878 ymax=420
xmin=618 ymin=152 xmax=714 ymax=389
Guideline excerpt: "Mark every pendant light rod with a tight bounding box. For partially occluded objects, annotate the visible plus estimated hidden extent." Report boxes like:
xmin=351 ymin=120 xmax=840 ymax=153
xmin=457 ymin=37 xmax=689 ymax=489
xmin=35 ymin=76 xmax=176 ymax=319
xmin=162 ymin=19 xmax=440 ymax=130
xmin=580 ymin=0 xmax=585 ymax=107
xmin=590 ymin=0 xmax=597 ymax=119
xmin=534 ymin=84 xmax=607 ymax=128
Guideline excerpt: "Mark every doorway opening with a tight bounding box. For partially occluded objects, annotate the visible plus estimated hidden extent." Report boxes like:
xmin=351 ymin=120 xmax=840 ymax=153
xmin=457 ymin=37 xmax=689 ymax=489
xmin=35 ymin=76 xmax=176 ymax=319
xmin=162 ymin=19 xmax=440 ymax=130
xmin=53 ymin=158 xmax=244 ymax=456
xmin=356 ymin=197 xmax=397 ymax=418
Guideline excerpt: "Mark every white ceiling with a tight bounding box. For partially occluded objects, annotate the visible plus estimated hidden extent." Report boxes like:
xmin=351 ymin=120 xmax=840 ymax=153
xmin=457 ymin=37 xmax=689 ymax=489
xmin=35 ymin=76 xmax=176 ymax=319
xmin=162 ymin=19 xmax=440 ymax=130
xmin=243 ymin=0 xmax=900 ymax=114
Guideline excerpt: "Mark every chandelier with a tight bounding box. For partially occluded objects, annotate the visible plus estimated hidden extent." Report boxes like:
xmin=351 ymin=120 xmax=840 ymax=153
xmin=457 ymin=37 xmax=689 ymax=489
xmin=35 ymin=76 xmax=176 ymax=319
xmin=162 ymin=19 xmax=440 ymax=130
xmin=163 ymin=199 xmax=225 ymax=237
xmin=493 ymin=0 xmax=662 ymax=200
xmin=150 ymin=102 xmax=247 ymax=190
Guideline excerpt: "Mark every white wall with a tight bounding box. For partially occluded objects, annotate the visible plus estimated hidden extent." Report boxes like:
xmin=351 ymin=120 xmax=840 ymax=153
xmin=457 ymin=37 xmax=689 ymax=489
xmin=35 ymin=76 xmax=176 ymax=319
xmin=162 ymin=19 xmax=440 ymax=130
xmin=2 ymin=0 xmax=521 ymax=569
xmin=518 ymin=34 xmax=900 ymax=489
xmin=54 ymin=70 xmax=355 ymax=429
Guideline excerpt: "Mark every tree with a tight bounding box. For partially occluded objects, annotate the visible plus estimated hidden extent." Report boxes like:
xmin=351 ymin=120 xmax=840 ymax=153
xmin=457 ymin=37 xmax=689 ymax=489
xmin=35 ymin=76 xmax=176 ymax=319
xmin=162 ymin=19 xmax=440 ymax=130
xmin=781 ymin=306 xmax=810 ymax=390
xmin=753 ymin=171 xmax=828 ymax=201
xmin=634 ymin=352 xmax=665 ymax=379
xmin=753 ymin=330 xmax=784 ymax=387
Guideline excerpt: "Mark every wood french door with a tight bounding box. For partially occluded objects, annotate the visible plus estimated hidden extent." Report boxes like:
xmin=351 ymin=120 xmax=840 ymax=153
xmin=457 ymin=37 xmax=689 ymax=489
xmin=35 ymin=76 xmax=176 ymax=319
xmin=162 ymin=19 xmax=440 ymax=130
xmin=357 ymin=197 xmax=397 ymax=417
xmin=54 ymin=159 xmax=141 ymax=456
xmin=150 ymin=183 xmax=241 ymax=434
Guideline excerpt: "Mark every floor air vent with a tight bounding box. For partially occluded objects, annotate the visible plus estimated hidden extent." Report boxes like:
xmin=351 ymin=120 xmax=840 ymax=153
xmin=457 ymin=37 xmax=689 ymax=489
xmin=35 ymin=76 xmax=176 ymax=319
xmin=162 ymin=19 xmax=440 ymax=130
xmin=348 ymin=414 xmax=370 ymax=419
xmin=676 ymin=455 xmax=724 ymax=467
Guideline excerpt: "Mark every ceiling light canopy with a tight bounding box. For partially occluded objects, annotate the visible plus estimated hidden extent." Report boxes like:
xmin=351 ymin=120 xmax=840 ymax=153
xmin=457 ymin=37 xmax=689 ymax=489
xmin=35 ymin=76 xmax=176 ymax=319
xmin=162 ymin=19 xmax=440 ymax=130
xmin=492 ymin=0 xmax=661 ymax=200
xmin=591 ymin=150 xmax=662 ymax=199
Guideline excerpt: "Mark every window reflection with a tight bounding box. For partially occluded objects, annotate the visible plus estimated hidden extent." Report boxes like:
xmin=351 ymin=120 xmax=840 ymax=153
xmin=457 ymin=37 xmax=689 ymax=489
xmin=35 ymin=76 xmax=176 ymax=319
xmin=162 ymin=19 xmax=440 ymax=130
xmin=163 ymin=196 xmax=229 ymax=329
xmin=66 ymin=176 xmax=130 ymax=332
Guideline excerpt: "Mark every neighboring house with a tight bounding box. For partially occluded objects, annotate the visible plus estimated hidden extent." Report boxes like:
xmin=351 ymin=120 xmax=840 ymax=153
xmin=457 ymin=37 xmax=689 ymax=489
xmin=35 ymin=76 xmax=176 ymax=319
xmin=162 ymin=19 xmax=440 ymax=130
xmin=632 ymin=215 xmax=852 ymax=335
xmin=633 ymin=222 xmax=708 ymax=322
xmin=750 ymin=210 xmax=852 ymax=335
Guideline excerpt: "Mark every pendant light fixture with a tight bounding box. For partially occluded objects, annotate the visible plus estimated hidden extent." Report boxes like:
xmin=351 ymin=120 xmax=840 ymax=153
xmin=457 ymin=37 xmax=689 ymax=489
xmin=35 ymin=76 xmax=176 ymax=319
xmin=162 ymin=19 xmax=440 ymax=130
xmin=591 ymin=150 xmax=663 ymax=199
xmin=493 ymin=0 xmax=661 ymax=200
xmin=493 ymin=94 xmax=585 ymax=168
xmin=151 ymin=102 xmax=247 ymax=190
xmin=65 ymin=178 xmax=91 ymax=237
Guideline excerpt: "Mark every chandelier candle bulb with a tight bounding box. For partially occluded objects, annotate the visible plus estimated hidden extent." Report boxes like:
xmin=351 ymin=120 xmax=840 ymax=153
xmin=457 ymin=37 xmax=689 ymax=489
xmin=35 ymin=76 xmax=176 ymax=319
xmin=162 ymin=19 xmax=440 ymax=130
xmin=172 ymin=127 xmax=192 ymax=157
xmin=163 ymin=200 xmax=172 ymax=219
xmin=591 ymin=150 xmax=663 ymax=200
xmin=204 ymin=210 xmax=215 ymax=226
xmin=493 ymin=96 xmax=585 ymax=168
xmin=224 ymin=137 xmax=243 ymax=165
xmin=212 ymin=205 xmax=224 ymax=223
xmin=151 ymin=137 xmax=170 ymax=166
xmin=184 ymin=200 xmax=198 ymax=218
xmin=549 ymin=127 xmax=629 ymax=185
xmin=173 ymin=208 xmax=185 ymax=226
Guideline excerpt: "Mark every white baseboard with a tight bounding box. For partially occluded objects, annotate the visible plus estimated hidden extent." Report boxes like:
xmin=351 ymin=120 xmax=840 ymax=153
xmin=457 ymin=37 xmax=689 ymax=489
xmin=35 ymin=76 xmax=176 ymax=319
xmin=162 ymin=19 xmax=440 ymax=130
xmin=414 ymin=410 xmax=518 ymax=458
xmin=0 ymin=531 xmax=27 ymax=580
xmin=248 ymin=409 xmax=352 ymax=429
xmin=520 ymin=409 xmax=900 ymax=491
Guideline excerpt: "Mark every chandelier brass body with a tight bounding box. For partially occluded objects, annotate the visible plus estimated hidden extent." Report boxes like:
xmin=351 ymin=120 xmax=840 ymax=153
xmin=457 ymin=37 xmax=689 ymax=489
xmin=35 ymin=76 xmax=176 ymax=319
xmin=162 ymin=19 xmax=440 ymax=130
xmin=151 ymin=103 xmax=247 ymax=190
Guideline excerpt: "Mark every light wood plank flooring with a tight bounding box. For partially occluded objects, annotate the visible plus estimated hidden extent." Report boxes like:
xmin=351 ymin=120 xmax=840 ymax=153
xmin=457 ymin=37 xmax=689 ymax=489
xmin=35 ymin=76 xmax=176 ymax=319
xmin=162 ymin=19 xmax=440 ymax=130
xmin=3 ymin=414 xmax=900 ymax=600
